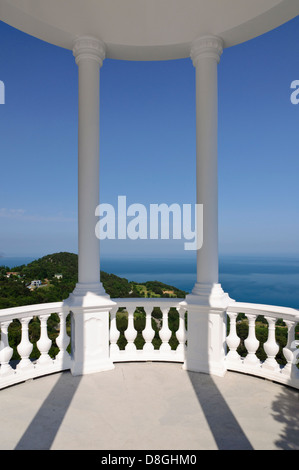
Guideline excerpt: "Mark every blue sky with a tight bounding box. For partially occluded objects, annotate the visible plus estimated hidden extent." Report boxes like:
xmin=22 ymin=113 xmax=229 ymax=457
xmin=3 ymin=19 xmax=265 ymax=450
xmin=0 ymin=15 xmax=298 ymax=260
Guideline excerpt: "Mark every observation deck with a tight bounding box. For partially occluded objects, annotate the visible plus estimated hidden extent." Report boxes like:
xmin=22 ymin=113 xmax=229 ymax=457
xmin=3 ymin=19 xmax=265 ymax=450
xmin=1 ymin=362 xmax=299 ymax=451
xmin=1 ymin=0 xmax=299 ymax=451
xmin=0 ymin=298 xmax=298 ymax=450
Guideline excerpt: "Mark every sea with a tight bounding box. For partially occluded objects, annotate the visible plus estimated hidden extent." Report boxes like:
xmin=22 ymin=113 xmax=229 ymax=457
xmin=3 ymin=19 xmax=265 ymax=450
xmin=1 ymin=254 xmax=298 ymax=309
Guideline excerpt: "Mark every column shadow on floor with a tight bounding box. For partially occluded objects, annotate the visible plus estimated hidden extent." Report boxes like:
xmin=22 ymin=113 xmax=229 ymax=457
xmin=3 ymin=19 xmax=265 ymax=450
xmin=14 ymin=372 xmax=81 ymax=450
xmin=187 ymin=371 xmax=254 ymax=450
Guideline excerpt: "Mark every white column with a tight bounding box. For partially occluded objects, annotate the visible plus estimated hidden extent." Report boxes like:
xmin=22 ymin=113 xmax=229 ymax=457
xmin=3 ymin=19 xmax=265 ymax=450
xmin=183 ymin=36 xmax=233 ymax=377
xmin=73 ymin=36 xmax=105 ymax=296
xmin=65 ymin=36 xmax=115 ymax=376
xmin=189 ymin=35 xmax=228 ymax=303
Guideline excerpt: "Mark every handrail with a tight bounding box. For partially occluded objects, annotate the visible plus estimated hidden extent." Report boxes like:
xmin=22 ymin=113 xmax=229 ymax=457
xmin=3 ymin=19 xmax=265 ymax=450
xmin=0 ymin=301 xmax=65 ymax=322
xmin=227 ymin=301 xmax=299 ymax=320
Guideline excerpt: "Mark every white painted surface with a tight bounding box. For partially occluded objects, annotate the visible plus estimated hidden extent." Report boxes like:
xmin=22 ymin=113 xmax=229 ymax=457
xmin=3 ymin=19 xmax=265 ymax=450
xmin=0 ymin=0 xmax=298 ymax=59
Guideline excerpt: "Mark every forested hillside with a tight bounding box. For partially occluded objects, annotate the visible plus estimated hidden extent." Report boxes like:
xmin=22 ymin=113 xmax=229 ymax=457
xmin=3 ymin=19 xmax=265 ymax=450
xmin=0 ymin=252 xmax=186 ymax=308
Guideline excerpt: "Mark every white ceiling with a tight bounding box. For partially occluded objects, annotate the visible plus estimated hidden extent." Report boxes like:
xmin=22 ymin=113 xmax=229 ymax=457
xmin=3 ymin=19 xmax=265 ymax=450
xmin=0 ymin=0 xmax=298 ymax=60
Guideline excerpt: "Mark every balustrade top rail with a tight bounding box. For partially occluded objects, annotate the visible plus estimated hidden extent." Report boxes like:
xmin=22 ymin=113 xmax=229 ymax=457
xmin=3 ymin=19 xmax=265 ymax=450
xmin=0 ymin=301 xmax=65 ymax=322
xmin=227 ymin=301 xmax=299 ymax=321
xmin=111 ymin=297 xmax=185 ymax=307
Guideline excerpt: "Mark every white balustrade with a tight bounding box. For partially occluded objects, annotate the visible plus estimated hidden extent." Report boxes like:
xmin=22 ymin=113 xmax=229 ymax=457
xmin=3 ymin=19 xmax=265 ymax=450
xmin=17 ymin=317 xmax=34 ymax=371
xmin=243 ymin=313 xmax=260 ymax=367
xmin=36 ymin=314 xmax=53 ymax=365
xmin=0 ymin=302 xmax=70 ymax=389
xmin=226 ymin=312 xmax=241 ymax=363
xmin=0 ymin=321 xmax=14 ymax=378
xmin=176 ymin=307 xmax=187 ymax=354
xmin=124 ymin=306 xmax=138 ymax=354
xmin=159 ymin=307 xmax=172 ymax=353
xmin=110 ymin=299 xmax=187 ymax=363
xmin=225 ymin=302 xmax=299 ymax=389
xmin=55 ymin=310 xmax=71 ymax=367
xmin=1 ymin=296 xmax=298 ymax=391
xmin=109 ymin=306 xmax=120 ymax=355
xmin=263 ymin=316 xmax=280 ymax=371
xmin=143 ymin=306 xmax=155 ymax=353
xmin=282 ymin=320 xmax=297 ymax=376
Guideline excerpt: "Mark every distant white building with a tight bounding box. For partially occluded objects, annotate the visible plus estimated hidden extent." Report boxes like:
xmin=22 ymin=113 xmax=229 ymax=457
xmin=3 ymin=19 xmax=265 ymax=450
xmin=29 ymin=280 xmax=42 ymax=288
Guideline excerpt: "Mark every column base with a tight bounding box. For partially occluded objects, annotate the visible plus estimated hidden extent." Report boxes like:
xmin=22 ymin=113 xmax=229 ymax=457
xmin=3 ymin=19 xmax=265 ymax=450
xmin=187 ymin=282 xmax=234 ymax=309
xmin=70 ymin=281 xmax=107 ymax=299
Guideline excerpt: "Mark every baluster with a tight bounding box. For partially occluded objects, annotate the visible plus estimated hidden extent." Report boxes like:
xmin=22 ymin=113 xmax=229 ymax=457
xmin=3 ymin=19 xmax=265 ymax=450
xmin=36 ymin=314 xmax=53 ymax=365
xmin=16 ymin=317 xmax=34 ymax=370
xmin=159 ymin=308 xmax=172 ymax=352
xmin=263 ymin=316 xmax=279 ymax=371
xmin=143 ymin=306 xmax=155 ymax=352
xmin=282 ymin=319 xmax=297 ymax=377
xmin=175 ymin=307 xmax=186 ymax=354
xmin=125 ymin=307 xmax=137 ymax=353
xmin=244 ymin=314 xmax=260 ymax=366
xmin=226 ymin=312 xmax=241 ymax=363
xmin=55 ymin=311 xmax=71 ymax=363
xmin=0 ymin=320 xmax=14 ymax=376
xmin=110 ymin=306 xmax=120 ymax=354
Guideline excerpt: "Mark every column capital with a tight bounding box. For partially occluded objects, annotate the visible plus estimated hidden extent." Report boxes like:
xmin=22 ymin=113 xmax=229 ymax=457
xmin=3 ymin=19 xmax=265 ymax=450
xmin=190 ymin=35 xmax=223 ymax=66
xmin=73 ymin=35 xmax=106 ymax=66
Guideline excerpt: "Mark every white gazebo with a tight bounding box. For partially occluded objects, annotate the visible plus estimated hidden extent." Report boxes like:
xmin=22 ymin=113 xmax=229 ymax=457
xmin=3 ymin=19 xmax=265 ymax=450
xmin=0 ymin=1 xmax=299 ymax=388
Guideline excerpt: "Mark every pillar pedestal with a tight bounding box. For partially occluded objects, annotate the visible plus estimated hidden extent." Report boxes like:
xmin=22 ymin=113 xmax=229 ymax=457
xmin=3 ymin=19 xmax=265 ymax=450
xmin=65 ymin=292 xmax=115 ymax=376
xmin=183 ymin=284 xmax=233 ymax=377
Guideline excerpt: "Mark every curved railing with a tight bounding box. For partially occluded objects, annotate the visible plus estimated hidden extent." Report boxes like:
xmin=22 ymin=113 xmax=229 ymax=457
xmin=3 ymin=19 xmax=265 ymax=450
xmin=110 ymin=298 xmax=187 ymax=363
xmin=0 ymin=298 xmax=298 ymax=390
xmin=0 ymin=302 xmax=71 ymax=389
xmin=226 ymin=302 xmax=299 ymax=389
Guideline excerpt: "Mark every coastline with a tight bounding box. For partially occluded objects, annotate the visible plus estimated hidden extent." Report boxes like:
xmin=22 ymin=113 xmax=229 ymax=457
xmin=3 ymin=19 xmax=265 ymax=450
xmin=1 ymin=253 xmax=298 ymax=309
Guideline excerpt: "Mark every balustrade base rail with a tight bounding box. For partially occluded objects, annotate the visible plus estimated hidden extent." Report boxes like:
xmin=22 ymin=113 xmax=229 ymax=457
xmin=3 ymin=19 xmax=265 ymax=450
xmin=225 ymin=357 xmax=299 ymax=389
xmin=0 ymin=356 xmax=71 ymax=389
xmin=110 ymin=349 xmax=185 ymax=364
